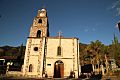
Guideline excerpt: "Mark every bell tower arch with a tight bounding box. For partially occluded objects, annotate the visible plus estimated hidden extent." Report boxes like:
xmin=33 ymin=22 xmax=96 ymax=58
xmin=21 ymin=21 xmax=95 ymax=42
xmin=29 ymin=8 xmax=49 ymax=38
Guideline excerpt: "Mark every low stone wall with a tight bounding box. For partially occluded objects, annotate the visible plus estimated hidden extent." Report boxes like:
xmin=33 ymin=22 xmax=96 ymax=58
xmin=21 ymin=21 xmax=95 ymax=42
xmin=102 ymin=76 xmax=120 ymax=80
xmin=6 ymin=71 xmax=22 ymax=77
xmin=6 ymin=71 xmax=42 ymax=78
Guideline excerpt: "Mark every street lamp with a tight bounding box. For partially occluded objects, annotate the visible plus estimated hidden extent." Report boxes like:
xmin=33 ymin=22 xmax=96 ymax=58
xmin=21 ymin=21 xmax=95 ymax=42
xmin=117 ymin=22 xmax=120 ymax=32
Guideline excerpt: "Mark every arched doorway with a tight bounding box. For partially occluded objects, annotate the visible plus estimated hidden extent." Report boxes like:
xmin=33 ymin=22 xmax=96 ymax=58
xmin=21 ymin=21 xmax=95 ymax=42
xmin=54 ymin=60 xmax=64 ymax=78
xmin=29 ymin=64 xmax=33 ymax=72
xmin=36 ymin=30 xmax=41 ymax=37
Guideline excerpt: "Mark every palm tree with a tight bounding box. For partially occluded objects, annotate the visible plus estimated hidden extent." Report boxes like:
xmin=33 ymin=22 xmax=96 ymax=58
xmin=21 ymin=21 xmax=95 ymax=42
xmin=85 ymin=40 xmax=105 ymax=74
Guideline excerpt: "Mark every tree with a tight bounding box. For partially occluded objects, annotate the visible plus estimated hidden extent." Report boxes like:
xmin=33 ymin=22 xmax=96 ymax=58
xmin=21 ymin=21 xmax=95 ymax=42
xmin=86 ymin=40 xmax=105 ymax=59
xmin=84 ymin=40 xmax=106 ymax=74
xmin=17 ymin=43 xmax=25 ymax=60
xmin=0 ymin=48 xmax=4 ymax=56
xmin=109 ymin=34 xmax=120 ymax=67
xmin=79 ymin=43 xmax=87 ymax=65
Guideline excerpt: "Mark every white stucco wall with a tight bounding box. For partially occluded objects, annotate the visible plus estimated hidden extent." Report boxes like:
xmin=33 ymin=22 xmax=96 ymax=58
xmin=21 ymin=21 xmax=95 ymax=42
xmin=45 ymin=38 xmax=79 ymax=78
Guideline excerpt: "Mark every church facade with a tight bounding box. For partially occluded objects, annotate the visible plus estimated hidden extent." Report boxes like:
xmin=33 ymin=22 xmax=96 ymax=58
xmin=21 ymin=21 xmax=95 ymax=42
xmin=22 ymin=8 xmax=80 ymax=78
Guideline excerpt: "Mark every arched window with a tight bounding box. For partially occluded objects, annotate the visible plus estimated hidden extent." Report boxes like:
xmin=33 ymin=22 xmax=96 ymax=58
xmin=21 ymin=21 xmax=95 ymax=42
xmin=37 ymin=30 xmax=41 ymax=37
xmin=57 ymin=46 xmax=61 ymax=56
xmin=29 ymin=64 xmax=33 ymax=72
xmin=38 ymin=19 xmax=42 ymax=23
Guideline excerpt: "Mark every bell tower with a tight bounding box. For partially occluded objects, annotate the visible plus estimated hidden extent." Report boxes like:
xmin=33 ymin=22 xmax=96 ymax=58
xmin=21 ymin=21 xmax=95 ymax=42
xmin=23 ymin=8 xmax=49 ymax=77
xmin=29 ymin=8 xmax=49 ymax=38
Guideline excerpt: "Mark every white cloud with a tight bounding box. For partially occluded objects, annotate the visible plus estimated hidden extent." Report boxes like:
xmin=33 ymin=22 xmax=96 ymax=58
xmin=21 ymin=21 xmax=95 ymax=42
xmin=111 ymin=0 xmax=120 ymax=16
xmin=84 ymin=29 xmax=88 ymax=32
xmin=111 ymin=0 xmax=120 ymax=9
xmin=92 ymin=28 xmax=96 ymax=31
xmin=84 ymin=28 xmax=96 ymax=32
xmin=116 ymin=8 xmax=120 ymax=16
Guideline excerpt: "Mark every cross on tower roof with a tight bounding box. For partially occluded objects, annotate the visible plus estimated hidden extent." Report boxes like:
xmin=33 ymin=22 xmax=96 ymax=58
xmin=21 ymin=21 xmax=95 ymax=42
xmin=58 ymin=31 xmax=62 ymax=38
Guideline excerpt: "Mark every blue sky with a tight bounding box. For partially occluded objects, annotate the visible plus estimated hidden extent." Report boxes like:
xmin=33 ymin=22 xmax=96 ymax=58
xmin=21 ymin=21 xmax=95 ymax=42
xmin=0 ymin=0 xmax=120 ymax=46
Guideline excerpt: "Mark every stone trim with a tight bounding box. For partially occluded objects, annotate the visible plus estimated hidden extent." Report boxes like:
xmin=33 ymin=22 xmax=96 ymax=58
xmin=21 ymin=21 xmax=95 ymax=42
xmin=46 ymin=57 xmax=73 ymax=59
xmin=28 ymin=37 xmax=79 ymax=40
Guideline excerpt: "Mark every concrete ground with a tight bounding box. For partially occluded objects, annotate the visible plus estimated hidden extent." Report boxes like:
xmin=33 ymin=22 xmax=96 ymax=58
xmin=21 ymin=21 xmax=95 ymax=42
xmin=1 ymin=75 xmax=120 ymax=80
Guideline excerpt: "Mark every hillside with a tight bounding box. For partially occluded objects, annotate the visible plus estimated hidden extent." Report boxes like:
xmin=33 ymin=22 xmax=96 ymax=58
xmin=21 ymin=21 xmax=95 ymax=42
xmin=0 ymin=41 xmax=120 ymax=67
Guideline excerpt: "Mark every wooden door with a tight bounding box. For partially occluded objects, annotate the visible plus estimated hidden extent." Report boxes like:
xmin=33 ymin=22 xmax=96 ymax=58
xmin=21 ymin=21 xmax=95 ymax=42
xmin=60 ymin=63 xmax=64 ymax=78
xmin=54 ymin=60 xmax=64 ymax=78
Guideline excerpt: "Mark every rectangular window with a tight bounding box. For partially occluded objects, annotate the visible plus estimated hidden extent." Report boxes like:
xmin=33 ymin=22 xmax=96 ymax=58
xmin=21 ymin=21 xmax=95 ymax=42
xmin=47 ymin=64 xmax=51 ymax=66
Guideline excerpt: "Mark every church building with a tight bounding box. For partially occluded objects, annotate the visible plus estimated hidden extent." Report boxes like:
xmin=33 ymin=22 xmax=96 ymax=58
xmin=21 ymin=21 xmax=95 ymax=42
xmin=22 ymin=8 xmax=80 ymax=78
